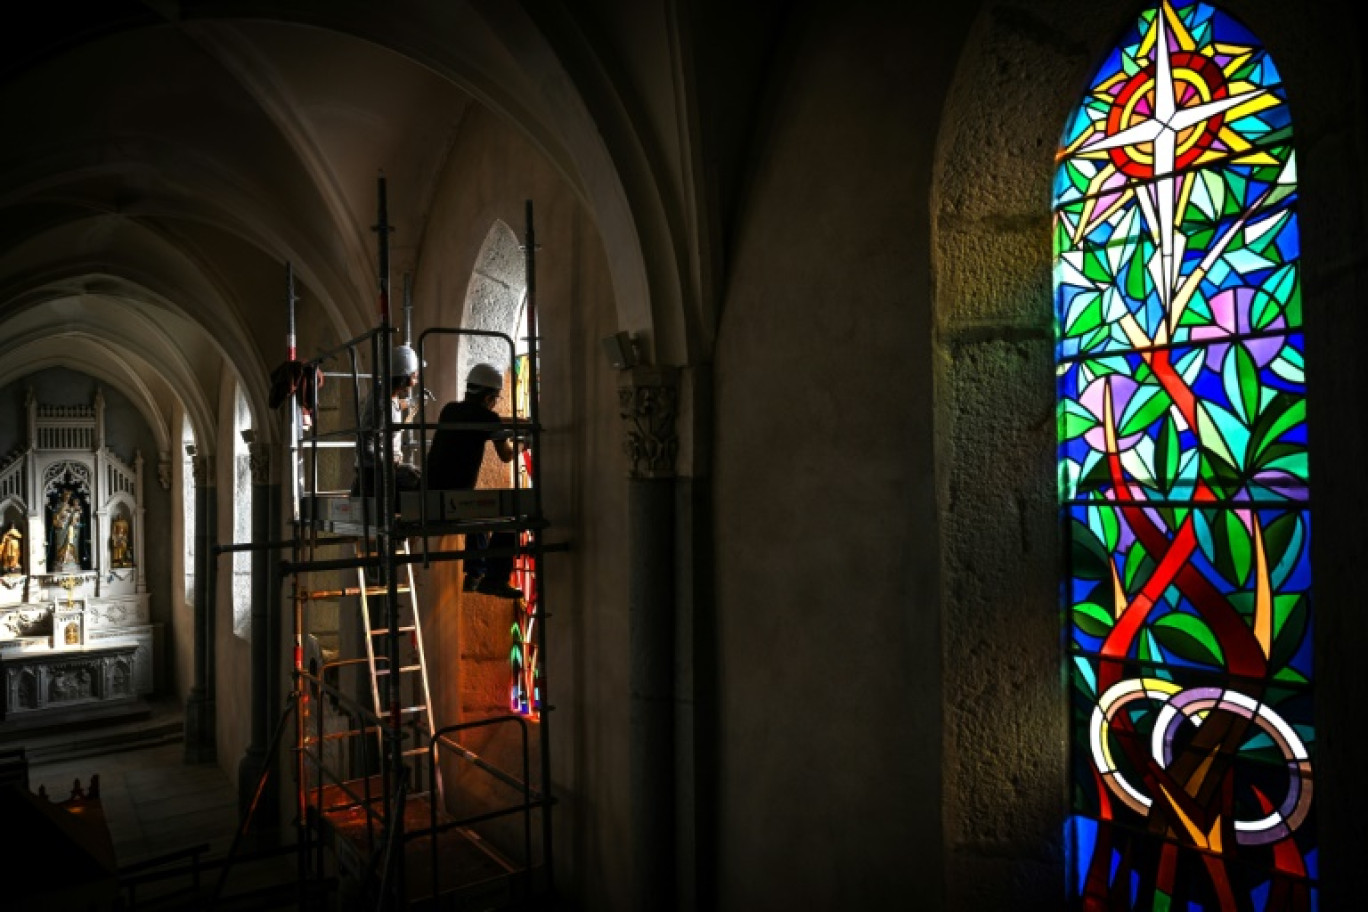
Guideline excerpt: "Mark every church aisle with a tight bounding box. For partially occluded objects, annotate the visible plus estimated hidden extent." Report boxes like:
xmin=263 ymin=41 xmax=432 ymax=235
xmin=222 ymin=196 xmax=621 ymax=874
xmin=28 ymin=739 xmax=238 ymax=865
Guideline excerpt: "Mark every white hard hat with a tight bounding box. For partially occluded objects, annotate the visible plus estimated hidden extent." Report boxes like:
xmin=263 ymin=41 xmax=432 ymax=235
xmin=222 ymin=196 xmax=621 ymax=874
xmin=466 ymin=362 xmax=504 ymax=392
xmin=391 ymin=345 xmax=423 ymax=377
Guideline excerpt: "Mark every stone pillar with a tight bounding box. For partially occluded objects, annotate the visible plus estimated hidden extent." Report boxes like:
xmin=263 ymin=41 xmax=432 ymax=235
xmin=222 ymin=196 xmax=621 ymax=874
xmin=672 ymin=364 xmax=714 ymax=912
xmin=619 ymin=366 xmax=680 ymax=904
xmin=134 ymin=449 xmax=147 ymax=592
xmin=237 ymin=433 xmax=278 ymax=827
xmin=184 ymin=445 xmax=217 ymax=762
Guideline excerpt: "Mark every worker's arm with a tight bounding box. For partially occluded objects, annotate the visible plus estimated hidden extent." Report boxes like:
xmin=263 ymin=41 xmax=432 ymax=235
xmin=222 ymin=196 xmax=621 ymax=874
xmin=491 ymin=424 xmax=519 ymax=463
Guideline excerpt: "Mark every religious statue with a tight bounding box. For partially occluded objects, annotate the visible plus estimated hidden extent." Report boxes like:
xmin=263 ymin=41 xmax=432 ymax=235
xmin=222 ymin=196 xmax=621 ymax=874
xmin=0 ymin=524 xmax=21 ymax=574
xmin=48 ymin=490 xmax=84 ymax=571
xmin=50 ymin=492 xmax=73 ymax=560
xmin=64 ymin=621 xmax=79 ymax=645
xmin=110 ymin=514 xmax=132 ymax=568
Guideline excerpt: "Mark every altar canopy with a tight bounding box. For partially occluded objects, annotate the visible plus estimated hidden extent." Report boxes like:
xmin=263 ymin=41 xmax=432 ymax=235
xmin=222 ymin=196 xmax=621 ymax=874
xmin=0 ymin=389 xmax=154 ymax=723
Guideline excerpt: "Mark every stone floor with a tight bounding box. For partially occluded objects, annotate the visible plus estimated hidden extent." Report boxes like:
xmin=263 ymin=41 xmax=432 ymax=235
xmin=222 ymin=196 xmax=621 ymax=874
xmin=18 ymin=699 xmax=306 ymax=909
xmin=17 ymin=698 xmax=238 ymax=866
xmin=30 ymin=738 xmax=240 ymax=865
xmin=15 ymin=700 xmax=541 ymax=909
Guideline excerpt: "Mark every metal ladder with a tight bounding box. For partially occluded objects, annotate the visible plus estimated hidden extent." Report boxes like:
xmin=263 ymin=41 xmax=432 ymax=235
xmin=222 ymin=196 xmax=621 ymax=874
xmin=356 ymin=537 xmax=441 ymax=803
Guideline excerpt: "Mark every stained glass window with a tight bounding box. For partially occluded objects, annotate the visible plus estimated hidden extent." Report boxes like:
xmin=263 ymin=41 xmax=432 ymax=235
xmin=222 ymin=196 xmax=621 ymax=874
xmin=1054 ymin=3 xmax=1314 ymax=908
xmin=509 ymin=349 xmax=541 ymax=718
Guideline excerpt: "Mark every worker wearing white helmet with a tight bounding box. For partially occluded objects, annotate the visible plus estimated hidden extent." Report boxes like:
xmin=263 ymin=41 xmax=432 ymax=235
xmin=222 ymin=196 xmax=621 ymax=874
xmin=465 ymin=361 xmax=504 ymax=395
xmin=425 ymin=362 xmax=522 ymax=598
xmin=351 ymin=344 xmax=426 ymax=495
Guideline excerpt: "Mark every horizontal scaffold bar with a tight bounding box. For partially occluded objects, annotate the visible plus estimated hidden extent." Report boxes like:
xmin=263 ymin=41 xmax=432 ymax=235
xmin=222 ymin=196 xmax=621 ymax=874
xmin=281 ymin=540 xmax=567 ymax=574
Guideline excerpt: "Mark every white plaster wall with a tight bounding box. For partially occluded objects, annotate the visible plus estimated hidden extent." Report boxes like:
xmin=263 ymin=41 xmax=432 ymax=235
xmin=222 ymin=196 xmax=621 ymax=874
xmin=710 ymin=3 xmax=970 ymax=907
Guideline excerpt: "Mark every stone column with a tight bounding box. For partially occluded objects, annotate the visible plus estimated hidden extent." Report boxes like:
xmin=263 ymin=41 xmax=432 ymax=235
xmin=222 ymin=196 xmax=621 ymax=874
xmin=237 ymin=433 xmax=278 ymax=826
xmin=184 ymin=444 xmax=217 ymax=762
xmin=619 ymin=366 xmax=680 ymax=904
xmin=134 ymin=449 xmax=147 ymax=592
xmin=672 ymin=364 xmax=714 ymax=912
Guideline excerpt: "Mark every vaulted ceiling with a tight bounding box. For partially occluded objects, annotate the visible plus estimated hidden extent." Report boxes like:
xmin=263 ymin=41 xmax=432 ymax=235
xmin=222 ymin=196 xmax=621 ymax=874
xmin=0 ymin=0 xmax=694 ymax=457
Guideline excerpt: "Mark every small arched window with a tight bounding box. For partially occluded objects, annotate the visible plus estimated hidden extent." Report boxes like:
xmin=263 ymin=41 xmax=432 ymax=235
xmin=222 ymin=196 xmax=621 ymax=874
xmin=182 ymin=413 xmax=196 ymax=613
xmin=232 ymin=385 xmax=253 ymax=640
xmin=1054 ymin=2 xmax=1314 ymax=907
xmin=457 ymin=220 xmax=540 ymax=719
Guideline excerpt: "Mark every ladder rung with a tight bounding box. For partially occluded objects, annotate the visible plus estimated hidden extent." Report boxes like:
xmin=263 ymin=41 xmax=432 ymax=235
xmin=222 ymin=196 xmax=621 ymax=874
xmin=374 ymin=665 xmax=423 ymax=677
xmin=369 ymin=626 xmax=416 ymax=637
xmin=401 ymin=747 xmax=428 ymax=758
xmin=305 ymin=730 xmax=366 ymax=744
xmin=302 ymin=585 xmax=410 ymax=600
xmin=323 ymin=658 xmax=370 ymax=669
xmin=387 ymin=705 xmax=427 ymax=715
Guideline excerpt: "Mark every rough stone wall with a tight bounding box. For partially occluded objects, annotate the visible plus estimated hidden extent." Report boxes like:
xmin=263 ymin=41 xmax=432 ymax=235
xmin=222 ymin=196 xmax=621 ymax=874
xmin=933 ymin=5 xmax=1096 ymax=905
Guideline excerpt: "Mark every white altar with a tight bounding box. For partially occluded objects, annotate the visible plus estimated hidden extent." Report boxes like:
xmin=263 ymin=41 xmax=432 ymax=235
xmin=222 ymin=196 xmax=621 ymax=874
xmin=0 ymin=389 xmax=155 ymax=724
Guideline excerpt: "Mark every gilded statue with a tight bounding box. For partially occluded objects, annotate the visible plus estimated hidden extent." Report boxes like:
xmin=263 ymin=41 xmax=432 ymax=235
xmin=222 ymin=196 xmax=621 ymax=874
xmin=0 ymin=524 xmax=21 ymax=574
xmin=110 ymin=514 xmax=132 ymax=568
xmin=50 ymin=491 xmax=73 ymax=558
xmin=49 ymin=491 xmax=83 ymax=570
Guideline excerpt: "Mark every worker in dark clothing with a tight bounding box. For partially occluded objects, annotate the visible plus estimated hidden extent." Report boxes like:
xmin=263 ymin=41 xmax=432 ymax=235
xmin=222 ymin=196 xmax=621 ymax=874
xmin=426 ymin=362 xmax=522 ymax=598
xmin=351 ymin=344 xmax=424 ymax=495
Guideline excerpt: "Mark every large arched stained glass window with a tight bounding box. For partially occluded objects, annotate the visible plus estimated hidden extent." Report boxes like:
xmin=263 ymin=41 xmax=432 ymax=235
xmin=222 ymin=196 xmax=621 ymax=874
xmin=1054 ymin=3 xmax=1314 ymax=908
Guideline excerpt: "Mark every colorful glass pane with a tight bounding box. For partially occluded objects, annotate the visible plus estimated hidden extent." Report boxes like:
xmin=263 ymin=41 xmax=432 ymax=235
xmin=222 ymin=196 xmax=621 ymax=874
xmin=1054 ymin=3 xmax=1314 ymax=908
xmin=509 ymin=352 xmax=540 ymax=718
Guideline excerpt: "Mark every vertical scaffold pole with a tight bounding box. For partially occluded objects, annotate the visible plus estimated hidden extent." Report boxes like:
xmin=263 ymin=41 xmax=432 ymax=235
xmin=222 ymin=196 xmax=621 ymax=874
xmin=284 ymin=259 xmax=310 ymax=890
xmin=286 ymin=263 xmax=303 ymax=521
xmin=374 ymin=174 xmax=396 ymax=525
xmin=282 ymin=265 xmax=299 ymax=753
xmin=403 ymin=272 xmax=414 ymax=347
xmin=376 ymin=174 xmax=392 ymax=328
xmin=524 ymin=199 xmax=554 ymax=892
xmin=372 ymin=174 xmax=405 ymax=899
xmin=286 ymin=262 xmax=298 ymax=362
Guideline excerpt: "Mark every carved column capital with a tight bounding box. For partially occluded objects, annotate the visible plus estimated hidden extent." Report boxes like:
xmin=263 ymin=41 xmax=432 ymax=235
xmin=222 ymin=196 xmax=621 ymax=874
xmin=245 ymin=438 xmax=270 ymax=485
xmin=186 ymin=444 xmax=212 ymax=487
xmin=618 ymin=366 xmax=680 ymax=479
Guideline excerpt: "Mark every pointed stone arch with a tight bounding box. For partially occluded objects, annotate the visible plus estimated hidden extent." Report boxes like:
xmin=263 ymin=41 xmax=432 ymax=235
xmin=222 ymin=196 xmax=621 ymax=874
xmin=455 ymin=219 xmax=527 ymax=383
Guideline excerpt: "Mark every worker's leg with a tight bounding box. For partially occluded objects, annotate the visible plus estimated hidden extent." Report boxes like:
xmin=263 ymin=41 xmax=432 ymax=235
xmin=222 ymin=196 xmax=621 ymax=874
xmin=472 ymin=531 xmax=520 ymax=598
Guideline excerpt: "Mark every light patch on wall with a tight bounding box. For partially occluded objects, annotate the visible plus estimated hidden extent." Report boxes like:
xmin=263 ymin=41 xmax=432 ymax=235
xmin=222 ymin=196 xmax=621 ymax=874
xmin=233 ymin=386 xmax=252 ymax=641
xmin=183 ymin=413 xmax=195 ymax=612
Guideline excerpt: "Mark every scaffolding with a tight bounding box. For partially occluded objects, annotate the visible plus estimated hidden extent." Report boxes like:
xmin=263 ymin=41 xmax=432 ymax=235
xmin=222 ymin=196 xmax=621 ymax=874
xmin=259 ymin=188 xmax=557 ymax=909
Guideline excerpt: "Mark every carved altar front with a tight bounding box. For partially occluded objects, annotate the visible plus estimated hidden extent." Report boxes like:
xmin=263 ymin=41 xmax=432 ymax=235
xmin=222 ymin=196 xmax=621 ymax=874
xmin=0 ymin=389 xmax=156 ymax=726
xmin=2 ymin=642 xmax=139 ymax=718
